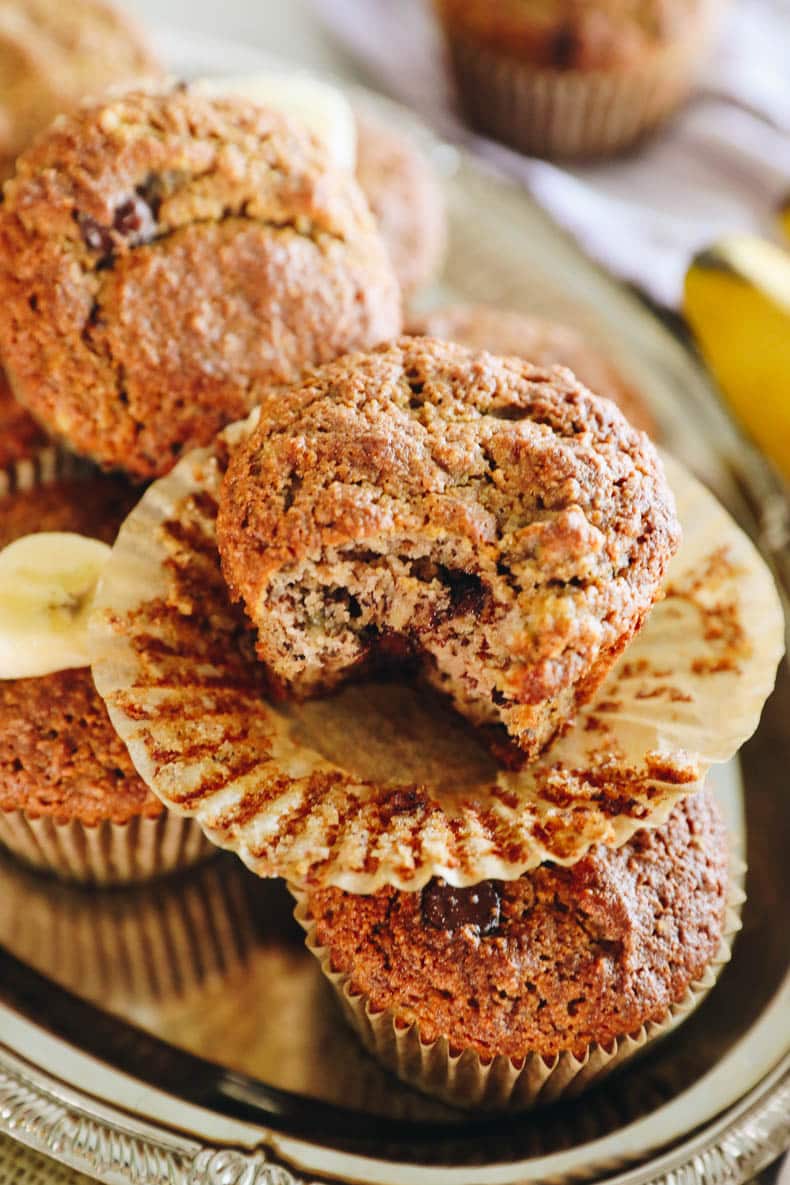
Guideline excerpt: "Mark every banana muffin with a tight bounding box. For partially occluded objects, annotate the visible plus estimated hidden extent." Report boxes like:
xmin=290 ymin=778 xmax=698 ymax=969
xmin=299 ymin=790 xmax=730 ymax=1107
xmin=434 ymin=0 xmax=723 ymax=158
xmin=217 ymin=337 xmax=680 ymax=759
xmin=0 ymin=87 xmax=402 ymax=478
xmin=0 ymin=0 xmax=160 ymax=177
xmin=0 ymin=472 xmax=211 ymax=880
xmin=355 ymin=113 xmax=446 ymax=298
xmin=410 ymin=303 xmax=656 ymax=435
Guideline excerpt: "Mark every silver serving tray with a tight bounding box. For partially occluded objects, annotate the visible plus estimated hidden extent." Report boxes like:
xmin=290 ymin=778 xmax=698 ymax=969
xmin=0 ymin=32 xmax=787 ymax=1185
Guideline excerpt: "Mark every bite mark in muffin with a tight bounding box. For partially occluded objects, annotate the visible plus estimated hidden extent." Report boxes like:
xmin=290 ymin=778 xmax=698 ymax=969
xmin=217 ymin=337 xmax=680 ymax=758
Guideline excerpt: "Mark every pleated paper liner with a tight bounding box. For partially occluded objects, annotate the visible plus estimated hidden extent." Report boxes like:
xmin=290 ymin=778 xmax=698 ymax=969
xmin=440 ymin=0 xmax=723 ymax=159
xmin=290 ymin=844 xmax=746 ymax=1112
xmin=0 ymin=810 xmax=215 ymax=885
xmin=0 ymin=459 xmax=214 ymax=884
xmin=90 ymin=413 xmax=783 ymax=890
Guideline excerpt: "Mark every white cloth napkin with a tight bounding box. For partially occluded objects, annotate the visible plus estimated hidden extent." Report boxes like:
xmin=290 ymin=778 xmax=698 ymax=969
xmin=310 ymin=0 xmax=790 ymax=307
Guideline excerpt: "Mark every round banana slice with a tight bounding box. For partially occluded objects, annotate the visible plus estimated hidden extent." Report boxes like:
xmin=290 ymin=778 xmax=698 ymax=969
xmin=193 ymin=73 xmax=357 ymax=172
xmin=0 ymin=532 xmax=111 ymax=679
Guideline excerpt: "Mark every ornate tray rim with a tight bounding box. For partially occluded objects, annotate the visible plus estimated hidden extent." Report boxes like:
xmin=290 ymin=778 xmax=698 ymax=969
xmin=0 ymin=1035 xmax=786 ymax=1185
xmin=0 ymin=24 xmax=787 ymax=1185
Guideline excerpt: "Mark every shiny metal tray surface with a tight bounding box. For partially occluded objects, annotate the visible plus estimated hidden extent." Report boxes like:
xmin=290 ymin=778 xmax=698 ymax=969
xmin=0 ymin=31 xmax=787 ymax=1185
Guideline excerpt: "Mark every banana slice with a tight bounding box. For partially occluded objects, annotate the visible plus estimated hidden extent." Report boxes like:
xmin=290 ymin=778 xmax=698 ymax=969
xmin=194 ymin=73 xmax=357 ymax=172
xmin=0 ymin=532 xmax=111 ymax=679
xmin=684 ymin=235 xmax=790 ymax=481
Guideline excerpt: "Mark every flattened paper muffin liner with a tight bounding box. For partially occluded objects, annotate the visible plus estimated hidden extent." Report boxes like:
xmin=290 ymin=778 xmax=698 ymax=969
xmin=441 ymin=3 xmax=722 ymax=159
xmin=0 ymin=809 xmax=214 ymax=885
xmin=0 ymin=461 xmax=214 ymax=885
xmin=90 ymin=415 xmax=784 ymax=891
xmin=290 ymin=850 xmax=745 ymax=1112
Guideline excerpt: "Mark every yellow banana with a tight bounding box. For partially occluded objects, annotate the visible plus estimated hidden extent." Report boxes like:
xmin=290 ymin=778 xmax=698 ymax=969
xmin=683 ymin=235 xmax=790 ymax=481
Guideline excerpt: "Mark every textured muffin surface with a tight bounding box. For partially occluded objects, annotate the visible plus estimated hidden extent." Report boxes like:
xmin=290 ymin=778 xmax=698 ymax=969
xmin=218 ymin=336 xmax=680 ymax=757
xmin=0 ymin=87 xmax=401 ymax=478
xmin=304 ymin=790 xmax=729 ymax=1060
xmin=355 ymin=113 xmax=446 ymax=297
xmin=0 ymin=473 xmax=162 ymax=824
xmin=410 ymin=303 xmax=655 ymax=435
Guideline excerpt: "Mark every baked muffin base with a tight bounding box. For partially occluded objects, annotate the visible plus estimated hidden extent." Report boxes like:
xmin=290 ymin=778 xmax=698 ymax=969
xmin=291 ymin=802 xmax=744 ymax=1111
xmin=441 ymin=0 xmax=722 ymax=159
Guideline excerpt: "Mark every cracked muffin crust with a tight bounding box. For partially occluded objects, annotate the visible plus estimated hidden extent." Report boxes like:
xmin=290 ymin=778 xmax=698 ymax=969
xmin=0 ymin=0 xmax=160 ymax=177
xmin=0 ymin=87 xmax=402 ymax=478
xmin=409 ymin=303 xmax=656 ymax=435
xmin=302 ymin=790 xmax=729 ymax=1061
xmin=217 ymin=336 xmax=680 ymax=758
xmin=355 ymin=113 xmax=446 ymax=298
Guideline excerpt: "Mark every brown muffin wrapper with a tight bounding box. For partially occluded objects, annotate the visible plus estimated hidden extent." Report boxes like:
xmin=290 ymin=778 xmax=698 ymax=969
xmin=290 ymin=852 xmax=745 ymax=1112
xmin=442 ymin=6 xmax=722 ymax=159
xmin=0 ymin=809 xmax=216 ymax=885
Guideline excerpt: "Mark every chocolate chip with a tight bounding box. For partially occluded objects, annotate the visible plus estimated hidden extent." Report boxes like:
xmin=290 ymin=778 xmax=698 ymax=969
xmin=441 ymin=569 xmax=485 ymax=616
xmin=113 ymin=194 xmax=156 ymax=241
xmin=422 ymin=878 xmax=501 ymax=935
xmin=135 ymin=174 xmax=165 ymax=220
xmin=76 ymin=213 xmax=113 ymax=258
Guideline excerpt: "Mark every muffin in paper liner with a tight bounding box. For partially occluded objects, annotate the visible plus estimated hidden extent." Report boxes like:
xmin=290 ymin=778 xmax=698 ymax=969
xmin=439 ymin=2 xmax=723 ymax=160
xmin=0 ymin=461 xmax=214 ymax=885
xmin=89 ymin=412 xmax=783 ymax=890
xmin=0 ymin=809 xmax=214 ymax=886
xmin=0 ymin=369 xmax=87 ymax=497
xmin=289 ymin=828 xmax=746 ymax=1112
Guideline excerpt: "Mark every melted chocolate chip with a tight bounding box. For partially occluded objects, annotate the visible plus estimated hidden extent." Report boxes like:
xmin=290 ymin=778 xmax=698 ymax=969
xmin=76 ymin=213 xmax=113 ymax=258
xmin=442 ymin=569 xmax=485 ymax=616
xmin=135 ymin=174 xmax=165 ymax=220
xmin=422 ymin=878 xmax=502 ymax=935
xmin=113 ymin=194 xmax=156 ymax=242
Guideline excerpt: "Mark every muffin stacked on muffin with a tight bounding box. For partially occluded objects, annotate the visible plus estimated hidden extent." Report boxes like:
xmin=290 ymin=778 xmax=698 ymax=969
xmin=91 ymin=335 xmax=782 ymax=1108
xmin=434 ymin=0 xmax=725 ymax=158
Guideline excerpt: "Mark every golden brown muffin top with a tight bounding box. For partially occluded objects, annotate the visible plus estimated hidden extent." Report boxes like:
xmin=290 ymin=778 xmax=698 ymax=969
xmin=409 ymin=303 xmax=656 ymax=435
xmin=435 ymin=0 xmax=706 ymax=70
xmin=0 ymin=471 xmax=161 ymax=823
xmin=305 ymin=790 xmax=728 ymax=1060
xmin=355 ymin=113 xmax=446 ymax=297
xmin=218 ymin=336 xmax=680 ymax=716
xmin=0 ymin=87 xmax=401 ymax=478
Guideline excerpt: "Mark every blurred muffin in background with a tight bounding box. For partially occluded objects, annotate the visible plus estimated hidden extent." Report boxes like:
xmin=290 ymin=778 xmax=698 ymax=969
xmin=409 ymin=303 xmax=657 ymax=435
xmin=433 ymin=0 xmax=723 ymax=158
xmin=0 ymin=0 xmax=161 ymax=177
xmin=355 ymin=112 xmax=447 ymax=298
